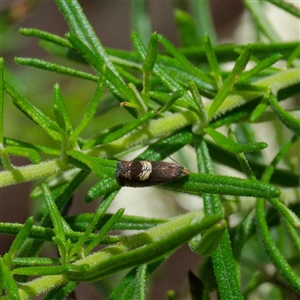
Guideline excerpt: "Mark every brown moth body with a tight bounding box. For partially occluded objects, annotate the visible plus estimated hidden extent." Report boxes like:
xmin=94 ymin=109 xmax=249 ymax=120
xmin=116 ymin=160 xmax=189 ymax=187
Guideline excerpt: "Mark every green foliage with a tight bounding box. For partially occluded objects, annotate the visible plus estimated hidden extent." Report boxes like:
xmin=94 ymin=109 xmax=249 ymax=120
xmin=0 ymin=0 xmax=299 ymax=299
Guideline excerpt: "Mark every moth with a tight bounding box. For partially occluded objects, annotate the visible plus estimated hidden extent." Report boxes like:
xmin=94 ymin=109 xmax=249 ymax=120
xmin=116 ymin=160 xmax=189 ymax=187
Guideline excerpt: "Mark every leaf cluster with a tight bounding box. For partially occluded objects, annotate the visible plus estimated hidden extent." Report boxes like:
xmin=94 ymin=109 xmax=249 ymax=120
xmin=0 ymin=0 xmax=299 ymax=299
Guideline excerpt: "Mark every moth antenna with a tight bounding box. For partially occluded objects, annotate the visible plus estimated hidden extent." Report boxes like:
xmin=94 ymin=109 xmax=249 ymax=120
xmin=159 ymin=149 xmax=185 ymax=166
xmin=167 ymin=155 xmax=180 ymax=165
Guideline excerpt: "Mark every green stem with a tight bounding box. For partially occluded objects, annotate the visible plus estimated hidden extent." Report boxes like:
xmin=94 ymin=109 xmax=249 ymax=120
xmin=195 ymin=136 xmax=243 ymax=299
xmin=90 ymin=110 xmax=197 ymax=158
xmin=0 ymin=159 xmax=69 ymax=187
